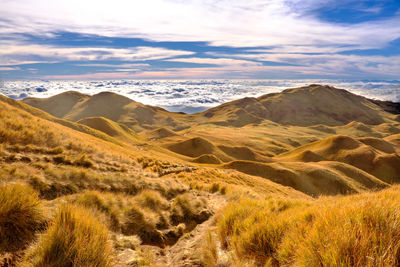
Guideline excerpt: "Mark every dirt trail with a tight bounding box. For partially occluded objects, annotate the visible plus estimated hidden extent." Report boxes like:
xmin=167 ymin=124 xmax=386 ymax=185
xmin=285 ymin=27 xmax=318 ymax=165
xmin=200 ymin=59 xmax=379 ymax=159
xmin=156 ymin=192 xmax=226 ymax=267
xmin=115 ymin=192 xmax=227 ymax=267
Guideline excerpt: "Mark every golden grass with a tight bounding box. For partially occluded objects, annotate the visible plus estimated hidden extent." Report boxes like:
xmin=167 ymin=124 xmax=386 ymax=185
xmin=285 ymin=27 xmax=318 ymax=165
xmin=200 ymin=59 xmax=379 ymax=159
xmin=2 ymin=88 xmax=400 ymax=266
xmin=24 ymin=204 xmax=113 ymax=267
xmin=275 ymin=134 xmax=400 ymax=184
xmin=173 ymin=168 xmax=309 ymax=200
xmin=223 ymin=160 xmax=388 ymax=196
xmin=65 ymin=188 xmax=212 ymax=248
xmin=135 ymin=190 xmax=170 ymax=211
xmin=170 ymin=193 xmax=211 ymax=224
xmin=218 ymin=186 xmax=400 ymax=266
xmin=77 ymin=116 xmax=139 ymax=142
xmin=0 ymin=184 xmax=46 ymax=252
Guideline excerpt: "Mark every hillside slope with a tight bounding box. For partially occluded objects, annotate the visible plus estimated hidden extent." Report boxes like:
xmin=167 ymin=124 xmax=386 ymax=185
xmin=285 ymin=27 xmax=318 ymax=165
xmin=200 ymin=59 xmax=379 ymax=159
xmin=202 ymin=84 xmax=396 ymax=126
xmin=23 ymin=91 xmax=190 ymax=132
xmin=223 ymin=160 xmax=387 ymax=196
xmin=276 ymin=135 xmax=400 ymax=183
xmin=1 ymin=95 xmax=313 ymax=266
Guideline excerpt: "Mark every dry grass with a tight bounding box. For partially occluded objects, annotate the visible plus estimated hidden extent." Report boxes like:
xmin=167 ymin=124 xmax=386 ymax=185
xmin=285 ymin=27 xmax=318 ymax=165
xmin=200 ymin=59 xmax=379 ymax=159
xmin=171 ymin=193 xmax=211 ymax=224
xmin=135 ymin=190 xmax=170 ymax=211
xmin=198 ymin=232 xmax=219 ymax=267
xmin=65 ymin=189 xmax=212 ymax=247
xmin=2 ymin=88 xmax=400 ymax=266
xmin=23 ymin=204 xmax=113 ymax=267
xmin=218 ymin=186 xmax=400 ymax=266
xmin=0 ymin=184 xmax=46 ymax=252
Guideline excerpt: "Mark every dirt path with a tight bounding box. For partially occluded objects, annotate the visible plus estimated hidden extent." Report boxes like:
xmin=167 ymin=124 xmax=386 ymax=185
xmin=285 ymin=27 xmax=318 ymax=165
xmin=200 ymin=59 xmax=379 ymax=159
xmin=115 ymin=192 xmax=227 ymax=267
xmin=155 ymin=192 xmax=226 ymax=267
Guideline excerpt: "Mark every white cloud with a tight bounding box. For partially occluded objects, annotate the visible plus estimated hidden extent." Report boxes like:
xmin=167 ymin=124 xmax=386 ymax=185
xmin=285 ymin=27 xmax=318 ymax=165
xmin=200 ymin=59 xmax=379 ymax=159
xmin=0 ymin=43 xmax=194 ymax=64
xmin=165 ymin=57 xmax=262 ymax=66
xmin=114 ymin=68 xmax=140 ymax=72
xmin=1 ymin=0 xmax=400 ymax=79
xmin=203 ymin=51 xmax=400 ymax=78
xmin=0 ymin=67 xmax=20 ymax=71
xmin=1 ymin=0 xmax=399 ymax=49
xmin=75 ymin=63 xmax=150 ymax=68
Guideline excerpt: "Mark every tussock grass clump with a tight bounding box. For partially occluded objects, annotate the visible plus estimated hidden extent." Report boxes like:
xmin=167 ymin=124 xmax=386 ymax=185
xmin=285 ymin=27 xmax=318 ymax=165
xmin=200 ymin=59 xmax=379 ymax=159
xmin=122 ymin=205 xmax=163 ymax=244
xmin=73 ymin=191 xmax=120 ymax=231
xmin=24 ymin=204 xmax=113 ymax=267
xmin=218 ymin=186 xmax=400 ymax=266
xmin=0 ymin=184 xmax=46 ymax=252
xmin=171 ymin=193 xmax=212 ymax=224
xmin=197 ymin=232 xmax=218 ymax=267
xmin=135 ymin=190 xmax=169 ymax=211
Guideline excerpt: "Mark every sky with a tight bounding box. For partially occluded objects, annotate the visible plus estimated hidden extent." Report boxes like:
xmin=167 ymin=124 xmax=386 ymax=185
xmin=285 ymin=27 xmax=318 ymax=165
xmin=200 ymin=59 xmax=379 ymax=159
xmin=1 ymin=0 xmax=400 ymax=80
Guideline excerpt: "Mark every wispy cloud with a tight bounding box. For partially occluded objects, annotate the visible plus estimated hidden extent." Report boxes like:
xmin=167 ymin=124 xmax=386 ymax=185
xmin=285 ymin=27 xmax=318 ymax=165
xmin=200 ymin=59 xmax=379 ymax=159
xmin=0 ymin=67 xmax=20 ymax=71
xmin=1 ymin=0 xmax=400 ymax=48
xmin=74 ymin=63 xmax=150 ymax=68
xmin=1 ymin=0 xmax=400 ymax=79
xmin=164 ymin=57 xmax=262 ymax=66
xmin=0 ymin=43 xmax=194 ymax=64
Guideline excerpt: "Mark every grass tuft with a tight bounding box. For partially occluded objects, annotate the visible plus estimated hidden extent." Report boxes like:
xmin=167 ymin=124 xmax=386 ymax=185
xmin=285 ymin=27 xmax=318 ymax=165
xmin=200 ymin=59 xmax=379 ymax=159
xmin=24 ymin=204 xmax=113 ymax=267
xmin=0 ymin=183 xmax=46 ymax=252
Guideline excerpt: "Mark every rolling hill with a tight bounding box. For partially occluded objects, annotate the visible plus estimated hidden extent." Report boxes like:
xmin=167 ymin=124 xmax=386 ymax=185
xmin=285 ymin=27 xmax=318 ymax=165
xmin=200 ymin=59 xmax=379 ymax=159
xmin=1 ymin=84 xmax=399 ymax=266
xmin=201 ymin=84 xmax=398 ymax=126
xmin=276 ymin=135 xmax=400 ymax=183
xmin=23 ymin=91 xmax=190 ymax=132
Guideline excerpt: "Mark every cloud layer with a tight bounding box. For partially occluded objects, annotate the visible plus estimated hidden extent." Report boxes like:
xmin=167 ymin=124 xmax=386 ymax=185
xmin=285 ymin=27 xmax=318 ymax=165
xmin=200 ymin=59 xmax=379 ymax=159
xmin=0 ymin=0 xmax=400 ymax=80
xmin=3 ymin=80 xmax=400 ymax=113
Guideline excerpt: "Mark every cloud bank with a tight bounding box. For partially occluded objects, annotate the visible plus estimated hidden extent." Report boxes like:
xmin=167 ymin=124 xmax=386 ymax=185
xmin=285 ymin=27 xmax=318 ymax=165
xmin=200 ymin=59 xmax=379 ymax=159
xmin=0 ymin=0 xmax=399 ymax=80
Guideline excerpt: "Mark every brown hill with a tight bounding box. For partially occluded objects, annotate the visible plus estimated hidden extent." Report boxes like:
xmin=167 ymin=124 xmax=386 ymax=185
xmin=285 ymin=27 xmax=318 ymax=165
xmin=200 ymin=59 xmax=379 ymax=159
xmin=202 ymin=84 xmax=393 ymax=126
xmin=165 ymin=137 xmax=233 ymax=162
xmin=223 ymin=160 xmax=387 ymax=196
xmin=23 ymin=91 xmax=189 ymax=132
xmin=23 ymin=91 xmax=89 ymax=117
xmin=23 ymin=85 xmax=399 ymax=133
xmin=217 ymin=145 xmax=273 ymax=162
xmin=77 ymin=117 xmax=138 ymax=142
xmin=192 ymin=154 xmax=222 ymax=164
xmin=147 ymin=127 xmax=178 ymax=139
xmin=276 ymin=135 xmax=400 ymax=183
xmin=385 ymin=134 xmax=400 ymax=146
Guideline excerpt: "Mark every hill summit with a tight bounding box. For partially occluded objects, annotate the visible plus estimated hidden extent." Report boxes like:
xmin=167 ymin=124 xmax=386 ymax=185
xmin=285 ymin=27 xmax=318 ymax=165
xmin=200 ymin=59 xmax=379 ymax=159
xmin=202 ymin=84 xmax=396 ymax=126
xmin=23 ymin=85 xmax=400 ymax=130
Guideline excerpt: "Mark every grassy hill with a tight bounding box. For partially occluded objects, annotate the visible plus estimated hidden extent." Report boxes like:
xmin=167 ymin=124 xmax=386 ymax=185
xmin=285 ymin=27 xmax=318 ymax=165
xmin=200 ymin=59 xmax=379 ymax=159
xmin=201 ymin=84 xmax=398 ymax=126
xmin=23 ymin=91 xmax=190 ymax=132
xmin=2 ymin=84 xmax=400 ymax=266
xmin=276 ymin=135 xmax=400 ymax=183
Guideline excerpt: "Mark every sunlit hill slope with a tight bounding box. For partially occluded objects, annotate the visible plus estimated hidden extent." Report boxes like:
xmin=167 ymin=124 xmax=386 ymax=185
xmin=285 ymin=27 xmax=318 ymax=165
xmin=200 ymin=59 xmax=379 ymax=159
xmin=0 ymin=84 xmax=400 ymax=266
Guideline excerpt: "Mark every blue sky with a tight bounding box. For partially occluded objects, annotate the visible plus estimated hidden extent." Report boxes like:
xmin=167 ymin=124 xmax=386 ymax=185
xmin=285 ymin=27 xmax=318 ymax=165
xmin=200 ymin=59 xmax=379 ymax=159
xmin=0 ymin=0 xmax=400 ymax=80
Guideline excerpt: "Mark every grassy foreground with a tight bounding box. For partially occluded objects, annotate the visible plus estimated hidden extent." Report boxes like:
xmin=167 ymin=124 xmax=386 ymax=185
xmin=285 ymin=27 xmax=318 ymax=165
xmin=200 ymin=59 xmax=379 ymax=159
xmin=216 ymin=186 xmax=400 ymax=267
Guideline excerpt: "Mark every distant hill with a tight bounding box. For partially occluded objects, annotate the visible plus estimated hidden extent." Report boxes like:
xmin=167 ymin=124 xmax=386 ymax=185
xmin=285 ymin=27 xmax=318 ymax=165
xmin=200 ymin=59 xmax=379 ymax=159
xmin=23 ymin=85 xmax=400 ymax=131
xmin=202 ymin=84 xmax=397 ymax=126
xmin=276 ymin=134 xmax=400 ymax=183
xmin=223 ymin=160 xmax=387 ymax=196
xmin=23 ymin=91 xmax=190 ymax=132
